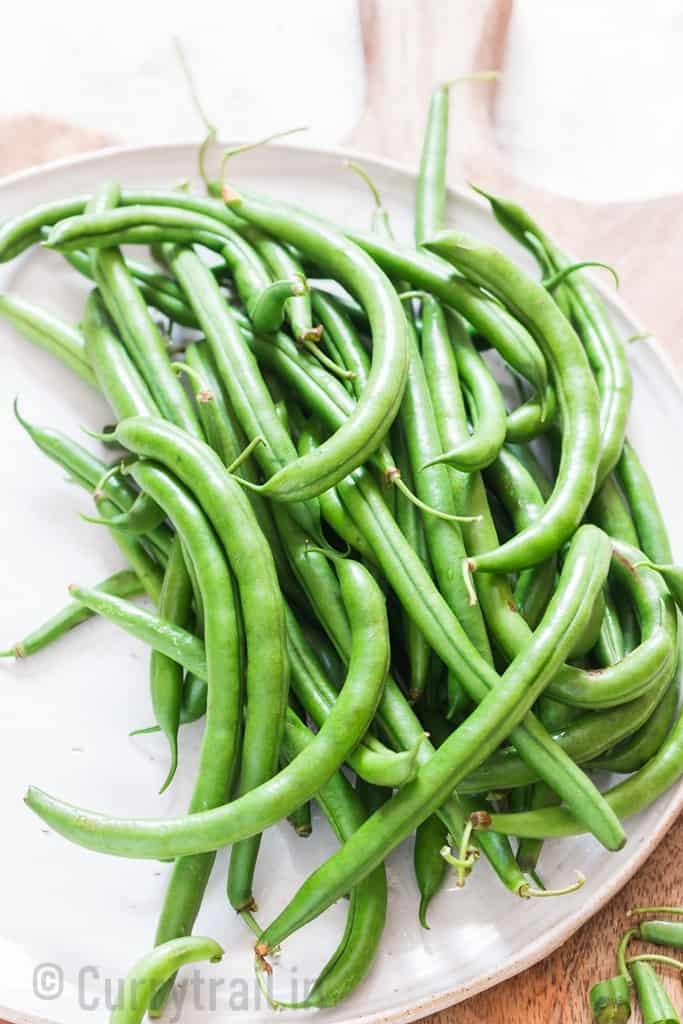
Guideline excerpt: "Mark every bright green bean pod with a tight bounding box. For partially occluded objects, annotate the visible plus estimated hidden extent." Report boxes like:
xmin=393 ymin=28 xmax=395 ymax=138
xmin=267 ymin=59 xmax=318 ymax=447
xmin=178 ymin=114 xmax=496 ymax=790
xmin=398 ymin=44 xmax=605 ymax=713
xmin=129 ymin=462 xmax=241 ymax=1016
xmin=505 ymin=389 xmax=558 ymax=444
xmin=82 ymin=290 xmax=161 ymax=419
xmin=414 ymin=814 xmax=448 ymax=928
xmin=68 ymin=585 xmax=207 ymax=677
xmin=392 ymin=422 xmax=433 ymax=701
xmin=629 ymin=960 xmax=679 ymax=1024
xmin=273 ymin=493 xmax=524 ymax=892
xmin=424 ymin=230 xmax=601 ymax=573
xmin=110 ymin=936 xmax=223 ymax=1024
xmin=473 ymin=186 xmax=632 ymax=485
xmin=0 ymin=569 xmax=142 ymax=659
xmin=546 ymin=549 xmax=677 ymax=709
xmin=590 ymin=678 xmax=680 ymax=774
xmin=483 ymin=674 xmax=683 ymax=840
xmin=0 ymin=292 xmax=96 ymax=386
xmin=149 ymin=535 xmax=193 ymax=794
xmin=250 ymin=274 xmax=308 ymax=335
xmin=83 ymin=192 xmax=202 ymax=439
xmin=639 ymin=920 xmax=683 ymax=949
xmin=284 ymin=605 xmax=421 ymax=788
xmin=110 ymin=416 xmax=288 ymax=916
xmin=422 ymin=328 xmax=507 ymax=473
xmin=589 ymin=975 xmax=632 ymax=1024
xmin=247 ymin=231 xmax=320 ymax=342
xmin=617 ymin=442 xmax=673 ymax=564
xmin=84 ymin=489 xmax=167 ymax=534
xmin=276 ymin=710 xmax=387 ymax=1008
xmin=398 ymin=310 xmax=493 ymax=663
xmin=338 ymin=463 xmax=622 ymax=847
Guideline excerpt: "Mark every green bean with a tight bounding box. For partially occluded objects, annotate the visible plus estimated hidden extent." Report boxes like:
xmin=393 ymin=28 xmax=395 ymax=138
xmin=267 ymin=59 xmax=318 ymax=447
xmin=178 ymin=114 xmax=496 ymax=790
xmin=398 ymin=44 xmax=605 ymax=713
xmin=0 ymin=569 xmax=142 ymax=659
xmin=82 ymin=280 xmax=188 ymax=792
xmin=114 ymin=416 xmax=288 ymax=916
xmin=276 ymin=710 xmax=387 ymax=1008
xmin=337 ymin=458 xmax=623 ymax=845
xmin=629 ymin=959 xmax=679 ymax=1024
xmin=149 ymin=536 xmax=193 ymax=794
xmin=89 ymin=496 xmax=163 ymax=604
xmin=391 ymin=422 xmax=433 ymax=701
xmin=505 ymin=389 xmax=558 ymax=444
xmin=0 ymin=292 xmax=96 ymax=387
xmin=250 ymin=275 xmax=308 ymax=335
xmin=82 ymin=290 xmax=162 ymax=419
xmin=638 ymin=919 xmax=683 ymax=950
xmin=398 ymin=308 xmax=493 ymax=662
xmin=414 ymin=814 xmax=448 ymax=928
xmin=110 ymin=936 xmax=223 ymax=1024
xmin=223 ymin=191 xmax=409 ymax=499
xmin=247 ymin=231 xmax=321 ymax=343
xmin=590 ymin=677 xmax=680 ymax=774
xmin=25 ymin=554 xmax=390 ymax=859
xmin=546 ymin=547 xmax=677 ymax=709
xmin=484 ymin=446 xmax=556 ymax=630
xmin=338 ymin=229 xmax=548 ymax=399
xmin=617 ymin=442 xmax=673 ymax=564
xmin=85 ymin=189 xmax=202 ymax=439
xmin=83 ymin=489 xmax=167 ymax=534
xmin=284 ymin=604 xmax=421 ymax=787
xmin=589 ymin=974 xmax=632 ymax=1024
xmin=424 ymin=230 xmax=601 ymax=573
xmin=422 ymin=328 xmax=507 ymax=473
xmin=128 ymin=462 xmax=240 ymax=1015
xmin=165 ymin=244 xmax=320 ymax=539
xmin=473 ymin=186 xmax=632 ymax=485
xmin=516 ymin=782 xmax=560 ymax=874
xmin=69 ymin=585 xmax=208 ymax=676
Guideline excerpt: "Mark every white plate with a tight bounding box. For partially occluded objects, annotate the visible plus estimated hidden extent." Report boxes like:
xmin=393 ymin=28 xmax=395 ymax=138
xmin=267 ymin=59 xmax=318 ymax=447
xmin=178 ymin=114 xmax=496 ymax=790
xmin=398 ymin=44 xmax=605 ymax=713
xmin=1 ymin=143 xmax=682 ymax=1024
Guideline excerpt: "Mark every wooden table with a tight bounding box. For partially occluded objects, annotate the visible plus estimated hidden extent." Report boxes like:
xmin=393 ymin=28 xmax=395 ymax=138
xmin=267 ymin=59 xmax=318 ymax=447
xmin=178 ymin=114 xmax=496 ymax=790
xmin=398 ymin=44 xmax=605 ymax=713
xmin=2 ymin=2 xmax=681 ymax=1021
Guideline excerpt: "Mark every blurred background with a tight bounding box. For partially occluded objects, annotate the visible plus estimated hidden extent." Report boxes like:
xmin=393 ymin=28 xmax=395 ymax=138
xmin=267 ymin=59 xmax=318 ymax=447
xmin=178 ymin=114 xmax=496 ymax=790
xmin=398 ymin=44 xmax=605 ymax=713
xmin=3 ymin=0 xmax=683 ymax=201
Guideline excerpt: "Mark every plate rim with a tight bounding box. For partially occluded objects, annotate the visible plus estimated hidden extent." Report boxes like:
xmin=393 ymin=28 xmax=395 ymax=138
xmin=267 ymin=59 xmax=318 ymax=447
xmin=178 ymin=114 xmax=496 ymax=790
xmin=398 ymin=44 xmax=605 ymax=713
xmin=1 ymin=139 xmax=682 ymax=1024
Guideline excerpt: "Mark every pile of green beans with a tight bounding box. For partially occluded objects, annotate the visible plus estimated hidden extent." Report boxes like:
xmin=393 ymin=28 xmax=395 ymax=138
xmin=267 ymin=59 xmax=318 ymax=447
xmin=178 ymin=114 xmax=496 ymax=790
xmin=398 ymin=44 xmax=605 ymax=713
xmin=2 ymin=76 xmax=682 ymax=1020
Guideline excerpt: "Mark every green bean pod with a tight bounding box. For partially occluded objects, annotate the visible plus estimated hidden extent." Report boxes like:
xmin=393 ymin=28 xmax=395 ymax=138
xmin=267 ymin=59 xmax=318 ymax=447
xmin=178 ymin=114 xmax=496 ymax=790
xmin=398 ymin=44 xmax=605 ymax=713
xmin=474 ymin=186 xmax=632 ymax=485
xmin=0 ymin=292 xmax=96 ymax=387
xmin=0 ymin=569 xmax=142 ymax=660
xmin=424 ymin=230 xmax=601 ymax=573
xmin=617 ymin=441 xmax=673 ymax=564
xmin=414 ymin=814 xmax=448 ymax=928
xmin=277 ymin=710 xmax=387 ymax=1008
xmin=128 ymin=463 xmax=241 ymax=1015
xmin=110 ymin=936 xmax=223 ymax=1024
xmin=422 ymin=328 xmax=507 ymax=473
xmin=82 ymin=289 xmax=162 ymax=419
xmin=590 ymin=679 xmax=680 ymax=774
xmin=629 ymin=959 xmax=679 ymax=1024
xmin=588 ymin=975 xmax=632 ymax=1024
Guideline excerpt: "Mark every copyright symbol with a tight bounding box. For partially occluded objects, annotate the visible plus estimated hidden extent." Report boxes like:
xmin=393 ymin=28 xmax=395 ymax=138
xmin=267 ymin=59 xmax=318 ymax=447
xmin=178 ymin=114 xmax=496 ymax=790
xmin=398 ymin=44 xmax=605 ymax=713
xmin=33 ymin=962 xmax=63 ymax=1000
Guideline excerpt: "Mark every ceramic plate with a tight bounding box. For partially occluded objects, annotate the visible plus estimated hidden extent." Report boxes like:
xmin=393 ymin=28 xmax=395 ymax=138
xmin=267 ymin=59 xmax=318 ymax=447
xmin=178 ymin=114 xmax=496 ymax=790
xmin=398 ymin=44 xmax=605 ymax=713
xmin=1 ymin=143 xmax=681 ymax=1024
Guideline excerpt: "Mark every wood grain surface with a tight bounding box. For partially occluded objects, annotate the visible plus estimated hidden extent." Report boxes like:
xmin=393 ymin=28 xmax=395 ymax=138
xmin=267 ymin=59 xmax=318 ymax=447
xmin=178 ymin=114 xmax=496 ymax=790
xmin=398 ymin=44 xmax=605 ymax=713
xmin=0 ymin=2 xmax=681 ymax=1022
